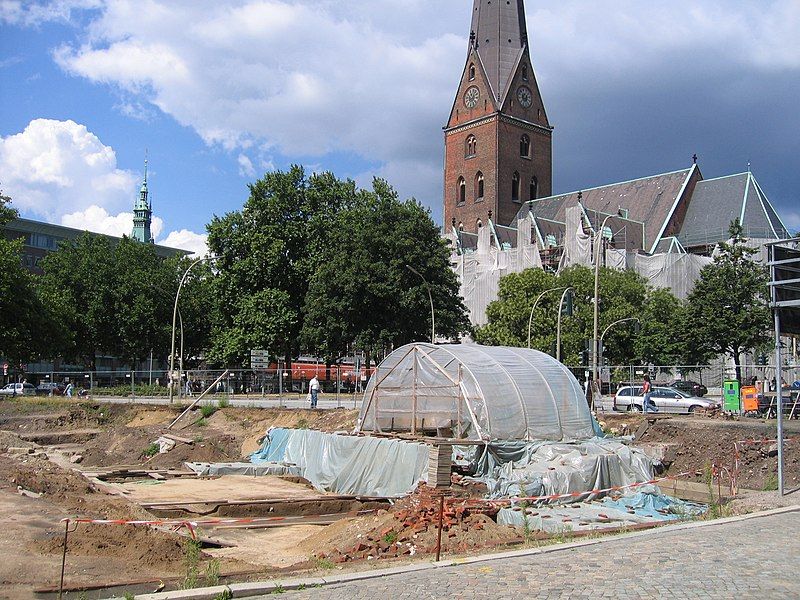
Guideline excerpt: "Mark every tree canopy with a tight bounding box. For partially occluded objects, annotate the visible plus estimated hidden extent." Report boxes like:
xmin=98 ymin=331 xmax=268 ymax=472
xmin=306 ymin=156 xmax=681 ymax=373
xmin=684 ymin=219 xmax=772 ymax=380
xmin=207 ymin=167 xmax=470 ymax=367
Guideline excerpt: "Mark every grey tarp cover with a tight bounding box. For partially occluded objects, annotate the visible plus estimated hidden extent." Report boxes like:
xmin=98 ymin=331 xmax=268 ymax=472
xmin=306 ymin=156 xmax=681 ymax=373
xmin=185 ymin=462 xmax=300 ymax=477
xmin=358 ymin=343 xmax=596 ymax=442
xmin=249 ymin=428 xmax=429 ymax=497
xmin=460 ymin=437 xmax=654 ymax=500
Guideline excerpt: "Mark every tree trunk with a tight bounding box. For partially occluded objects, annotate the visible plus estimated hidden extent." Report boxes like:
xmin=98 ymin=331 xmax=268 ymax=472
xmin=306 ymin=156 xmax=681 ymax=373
xmin=732 ymin=348 xmax=742 ymax=383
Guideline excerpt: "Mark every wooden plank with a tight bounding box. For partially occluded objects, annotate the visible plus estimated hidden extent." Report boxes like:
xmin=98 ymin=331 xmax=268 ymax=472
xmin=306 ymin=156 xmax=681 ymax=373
xmin=162 ymin=433 xmax=194 ymax=445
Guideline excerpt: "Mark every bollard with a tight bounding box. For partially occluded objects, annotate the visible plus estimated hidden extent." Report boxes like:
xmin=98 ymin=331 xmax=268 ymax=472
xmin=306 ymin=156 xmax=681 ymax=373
xmin=435 ymin=494 xmax=445 ymax=562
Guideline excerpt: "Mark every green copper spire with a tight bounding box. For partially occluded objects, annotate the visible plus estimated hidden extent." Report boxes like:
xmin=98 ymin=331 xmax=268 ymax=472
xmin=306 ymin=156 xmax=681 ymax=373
xmin=131 ymin=155 xmax=154 ymax=243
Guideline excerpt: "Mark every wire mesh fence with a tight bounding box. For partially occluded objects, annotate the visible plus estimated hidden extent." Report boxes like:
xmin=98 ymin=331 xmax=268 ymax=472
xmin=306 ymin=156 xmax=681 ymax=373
xmin=16 ymin=367 xmax=371 ymax=409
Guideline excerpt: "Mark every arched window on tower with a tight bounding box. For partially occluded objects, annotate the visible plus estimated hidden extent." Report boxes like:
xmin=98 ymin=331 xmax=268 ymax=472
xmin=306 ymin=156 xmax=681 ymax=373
xmin=475 ymin=172 xmax=484 ymax=201
xmin=512 ymin=172 xmax=520 ymax=203
xmin=469 ymin=64 xmax=476 ymax=81
xmin=522 ymin=65 xmax=528 ymax=81
xmin=530 ymin=176 xmax=539 ymax=201
xmin=476 ymin=218 xmax=483 ymax=229
xmin=465 ymin=135 xmax=477 ymax=158
xmin=457 ymin=177 xmax=466 ymax=204
xmin=458 ymin=222 xmax=464 ymax=232
xmin=520 ymin=135 xmax=530 ymax=158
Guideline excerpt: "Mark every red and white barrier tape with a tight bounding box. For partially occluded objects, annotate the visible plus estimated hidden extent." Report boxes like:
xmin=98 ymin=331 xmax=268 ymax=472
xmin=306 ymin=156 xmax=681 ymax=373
xmin=732 ymin=437 xmax=796 ymax=494
xmin=468 ymin=470 xmax=701 ymax=506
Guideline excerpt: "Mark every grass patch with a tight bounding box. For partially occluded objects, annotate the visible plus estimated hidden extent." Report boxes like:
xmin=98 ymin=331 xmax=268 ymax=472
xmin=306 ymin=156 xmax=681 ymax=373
xmin=382 ymin=531 xmax=398 ymax=544
xmin=142 ymin=443 xmax=160 ymax=458
xmin=313 ymin=556 xmax=335 ymax=570
xmin=181 ymin=539 xmax=202 ymax=589
xmin=196 ymin=418 xmax=208 ymax=427
xmin=763 ymin=473 xmax=779 ymax=491
xmin=217 ymin=396 xmax=230 ymax=409
xmin=295 ymin=417 xmax=309 ymax=429
xmin=200 ymin=404 xmax=217 ymax=418
xmin=205 ymin=559 xmax=221 ymax=586
xmin=212 ymin=591 xmax=232 ymax=600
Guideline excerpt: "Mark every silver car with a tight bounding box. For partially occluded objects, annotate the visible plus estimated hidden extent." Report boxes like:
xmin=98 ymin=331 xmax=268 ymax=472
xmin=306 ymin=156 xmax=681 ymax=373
xmin=614 ymin=385 xmax=720 ymax=414
xmin=0 ymin=383 xmax=36 ymax=397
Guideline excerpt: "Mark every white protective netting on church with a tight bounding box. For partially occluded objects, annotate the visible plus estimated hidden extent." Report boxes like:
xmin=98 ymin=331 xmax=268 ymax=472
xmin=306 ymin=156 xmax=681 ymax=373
xmin=357 ymin=343 xmax=597 ymax=442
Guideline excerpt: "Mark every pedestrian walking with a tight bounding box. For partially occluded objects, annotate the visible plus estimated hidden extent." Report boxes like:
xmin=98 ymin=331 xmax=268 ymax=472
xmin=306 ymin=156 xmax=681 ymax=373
xmin=65 ymin=382 xmax=74 ymax=398
xmin=309 ymin=375 xmax=320 ymax=409
xmin=642 ymin=374 xmax=656 ymax=413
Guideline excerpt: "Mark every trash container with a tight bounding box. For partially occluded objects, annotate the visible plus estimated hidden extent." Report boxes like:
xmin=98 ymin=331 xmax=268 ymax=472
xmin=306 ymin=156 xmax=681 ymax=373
xmin=723 ymin=380 xmax=740 ymax=413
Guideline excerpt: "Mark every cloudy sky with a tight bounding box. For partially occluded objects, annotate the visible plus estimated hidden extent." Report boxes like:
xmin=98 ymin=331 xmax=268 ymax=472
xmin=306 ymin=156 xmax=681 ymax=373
xmin=1 ymin=0 xmax=798 ymax=255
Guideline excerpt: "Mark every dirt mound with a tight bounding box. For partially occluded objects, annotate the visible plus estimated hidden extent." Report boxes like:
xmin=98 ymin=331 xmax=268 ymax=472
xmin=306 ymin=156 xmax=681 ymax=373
xmin=636 ymin=418 xmax=800 ymax=490
xmin=33 ymin=523 xmax=190 ymax=572
xmin=0 ymin=430 xmax=35 ymax=452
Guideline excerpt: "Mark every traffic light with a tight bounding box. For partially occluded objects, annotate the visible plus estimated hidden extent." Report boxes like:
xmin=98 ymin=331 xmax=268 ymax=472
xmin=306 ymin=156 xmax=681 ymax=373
xmin=757 ymin=353 xmax=768 ymax=366
xmin=581 ymin=340 xmax=590 ymax=366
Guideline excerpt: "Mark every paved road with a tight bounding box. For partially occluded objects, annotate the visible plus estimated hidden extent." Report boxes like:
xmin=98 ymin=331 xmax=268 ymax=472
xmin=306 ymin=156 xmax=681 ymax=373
xmin=270 ymin=510 xmax=800 ymax=599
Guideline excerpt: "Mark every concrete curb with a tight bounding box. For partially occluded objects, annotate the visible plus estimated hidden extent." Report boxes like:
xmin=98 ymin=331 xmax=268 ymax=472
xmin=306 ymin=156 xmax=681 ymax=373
xmin=131 ymin=504 xmax=799 ymax=600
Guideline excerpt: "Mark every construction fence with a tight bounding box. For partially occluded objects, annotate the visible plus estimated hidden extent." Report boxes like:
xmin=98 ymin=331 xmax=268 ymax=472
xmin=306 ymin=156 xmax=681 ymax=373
xmin=16 ymin=367 xmax=371 ymax=408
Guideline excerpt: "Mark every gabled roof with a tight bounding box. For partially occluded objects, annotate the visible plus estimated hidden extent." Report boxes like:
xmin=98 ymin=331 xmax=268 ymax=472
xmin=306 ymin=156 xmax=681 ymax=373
xmin=517 ymin=168 xmax=695 ymax=252
xmin=678 ymin=172 xmax=790 ymax=247
xmin=470 ymin=0 xmax=529 ymax=103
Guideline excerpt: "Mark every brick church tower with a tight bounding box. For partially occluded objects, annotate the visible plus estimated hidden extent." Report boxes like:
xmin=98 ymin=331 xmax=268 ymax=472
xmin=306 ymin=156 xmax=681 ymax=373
xmin=444 ymin=0 xmax=552 ymax=232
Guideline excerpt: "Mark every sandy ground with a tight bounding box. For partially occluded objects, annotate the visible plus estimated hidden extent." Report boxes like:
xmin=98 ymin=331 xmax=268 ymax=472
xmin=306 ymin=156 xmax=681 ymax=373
xmin=116 ymin=475 xmax=323 ymax=504
xmin=1 ymin=399 xmax=799 ymax=598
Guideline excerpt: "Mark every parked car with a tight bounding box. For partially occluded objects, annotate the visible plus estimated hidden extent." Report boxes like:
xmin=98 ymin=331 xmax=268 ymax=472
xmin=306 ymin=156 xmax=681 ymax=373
xmin=667 ymin=379 xmax=708 ymax=397
xmin=36 ymin=382 xmax=65 ymax=396
xmin=614 ymin=385 xmax=720 ymax=414
xmin=0 ymin=383 xmax=37 ymax=397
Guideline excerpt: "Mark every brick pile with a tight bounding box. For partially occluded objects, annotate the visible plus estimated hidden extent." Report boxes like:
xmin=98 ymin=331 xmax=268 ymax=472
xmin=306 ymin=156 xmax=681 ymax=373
xmin=316 ymin=484 xmax=510 ymax=563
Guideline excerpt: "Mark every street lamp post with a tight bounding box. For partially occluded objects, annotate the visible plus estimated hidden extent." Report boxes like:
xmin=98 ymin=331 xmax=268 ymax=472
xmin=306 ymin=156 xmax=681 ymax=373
xmin=556 ymin=287 xmax=574 ymax=362
xmin=592 ymin=215 xmax=614 ymax=407
xmin=406 ymin=265 xmax=435 ymax=343
xmin=599 ymin=318 xmax=641 ymax=369
xmin=528 ymin=287 xmax=568 ymax=349
xmin=170 ymin=256 xmax=216 ymax=403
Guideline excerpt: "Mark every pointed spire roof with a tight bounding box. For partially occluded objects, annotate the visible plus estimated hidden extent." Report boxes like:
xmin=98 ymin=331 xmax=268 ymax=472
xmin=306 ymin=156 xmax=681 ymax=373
xmin=469 ymin=0 xmax=529 ymax=101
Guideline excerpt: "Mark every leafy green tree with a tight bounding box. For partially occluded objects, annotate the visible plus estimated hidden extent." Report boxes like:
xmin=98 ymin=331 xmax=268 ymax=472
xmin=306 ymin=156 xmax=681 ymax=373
xmin=476 ymin=265 xmax=651 ymax=366
xmin=301 ymin=178 xmax=470 ymax=366
xmin=38 ymin=233 xmax=116 ymax=369
xmin=635 ymin=288 xmax=689 ymax=366
xmin=684 ymin=219 xmax=772 ymax=381
xmin=206 ymin=167 xmax=359 ymax=366
xmin=0 ymin=192 xmax=67 ymax=366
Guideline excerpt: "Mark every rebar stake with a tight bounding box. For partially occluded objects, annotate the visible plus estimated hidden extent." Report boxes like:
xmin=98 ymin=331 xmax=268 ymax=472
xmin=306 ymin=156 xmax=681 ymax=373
xmin=435 ymin=495 xmax=445 ymax=562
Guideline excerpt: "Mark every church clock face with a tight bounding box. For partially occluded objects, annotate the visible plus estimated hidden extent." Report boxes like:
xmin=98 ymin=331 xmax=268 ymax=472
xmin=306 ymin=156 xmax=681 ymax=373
xmin=517 ymin=86 xmax=533 ymax=108
xmin=464 ymin=86 xmax=480 ymax=109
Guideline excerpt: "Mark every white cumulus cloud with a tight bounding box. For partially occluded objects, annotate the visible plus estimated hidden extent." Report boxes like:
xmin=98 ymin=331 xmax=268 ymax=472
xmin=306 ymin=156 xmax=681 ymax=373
xmin=160 ymin=229 xmax=208 ymax=258
xmin=0 ymin=118 xmax=138 ymax=220
xmin=60 ymin=204 xmax=164 ymax=239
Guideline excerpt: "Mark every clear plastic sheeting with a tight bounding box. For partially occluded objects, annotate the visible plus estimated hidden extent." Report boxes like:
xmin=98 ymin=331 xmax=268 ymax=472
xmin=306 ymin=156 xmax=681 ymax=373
xmin=249 ymin=428 xmax=429 ymax=497
xmin=497 ymin=491 xmax=706 ymax=532
xmin=357 ymin=343 xmax=596 ymax=442
xmin=460 ymin=438 xmax=653 ymax=499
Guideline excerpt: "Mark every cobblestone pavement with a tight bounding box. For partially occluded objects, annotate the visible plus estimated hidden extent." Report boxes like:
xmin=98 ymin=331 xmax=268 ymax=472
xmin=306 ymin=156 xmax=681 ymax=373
xmin=270 ymin=510 xmax=800 ymax=599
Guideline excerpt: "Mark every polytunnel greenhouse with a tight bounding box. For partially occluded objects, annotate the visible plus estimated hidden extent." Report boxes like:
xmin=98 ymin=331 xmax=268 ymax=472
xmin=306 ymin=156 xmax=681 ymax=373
xmin=357 ymin=343 xmax=597 ymax=442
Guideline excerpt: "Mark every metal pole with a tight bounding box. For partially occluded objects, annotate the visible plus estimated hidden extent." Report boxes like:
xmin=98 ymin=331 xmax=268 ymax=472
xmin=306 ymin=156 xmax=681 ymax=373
xmin=592 ymin=215 xmax=614 ymax=409
xmin=179 ymin=309 xmax=184 ymax=399
xmin=771 ymin=243 xmax=785 ymax=496
xmin=58 ymin=520 xmax=70 ymax=600
xmin=406 ymin=265 xmax=434 ymax=343
xmin=149 ymin=349 xmax=153 ymax=386
xmin=556 ymin=288 xmax=573 ymax=362
xmin=170 ymin=256 xmax=215 ymax=404
xmin=336 ymin=366 xmax=341 ymax=409
xmin=528 ymin=287 xmax=567 ymax=349
xmin=435 ymin=494 xmax=445 ymax=562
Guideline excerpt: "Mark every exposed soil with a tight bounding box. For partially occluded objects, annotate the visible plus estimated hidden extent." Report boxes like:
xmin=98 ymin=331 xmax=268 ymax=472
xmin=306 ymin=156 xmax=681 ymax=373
xmin=605 ymin=413 xmax=800 ymax=491
xmin=1 ymin=398 xmax=798 ymax=598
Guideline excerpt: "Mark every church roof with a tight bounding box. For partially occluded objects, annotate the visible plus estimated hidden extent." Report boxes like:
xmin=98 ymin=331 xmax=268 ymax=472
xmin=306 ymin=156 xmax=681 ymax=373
xmin=470 ymin=0 xmax=528 ymax=102
xmin=519 ymin=168 xmax=695 ymax=253
xmin=678 ymin=173 xmax=790 ymax=247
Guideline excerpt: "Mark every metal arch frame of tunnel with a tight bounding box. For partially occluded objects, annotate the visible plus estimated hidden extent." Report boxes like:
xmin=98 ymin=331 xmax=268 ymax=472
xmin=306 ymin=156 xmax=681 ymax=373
xmin=357 ymin=343 xmax=592 ymax=442
xmin=358 ymin=343 xmax=491 ymax=440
